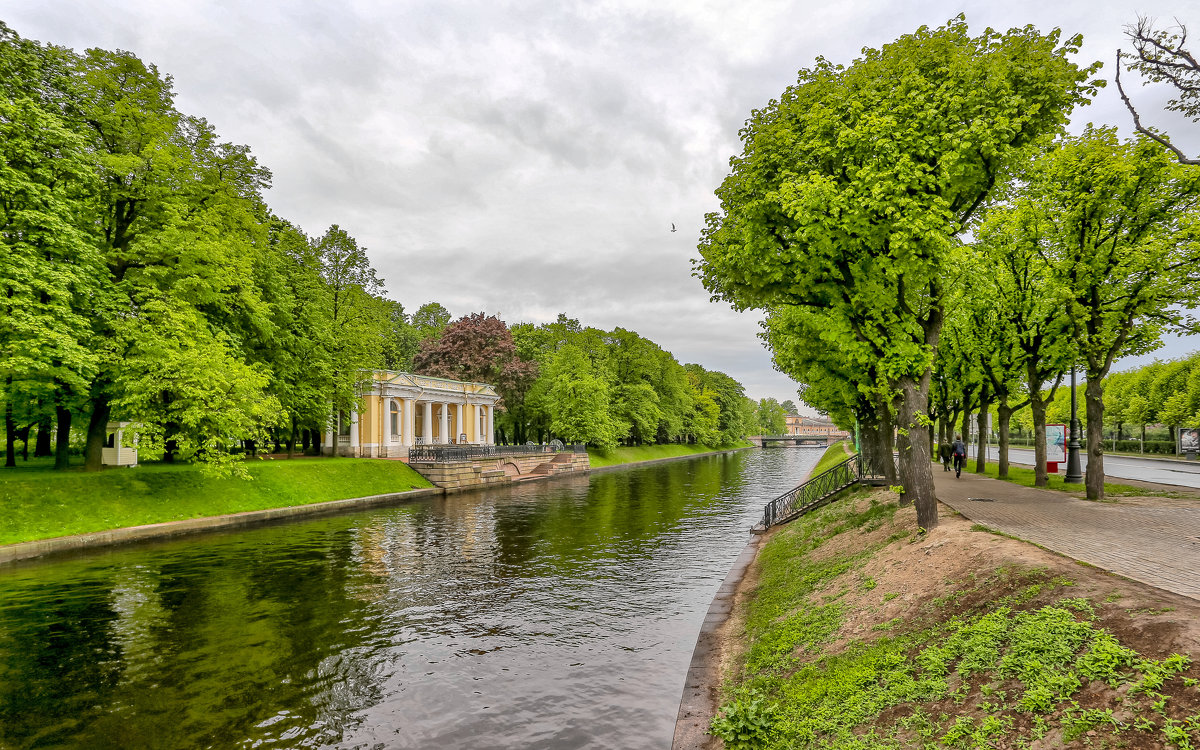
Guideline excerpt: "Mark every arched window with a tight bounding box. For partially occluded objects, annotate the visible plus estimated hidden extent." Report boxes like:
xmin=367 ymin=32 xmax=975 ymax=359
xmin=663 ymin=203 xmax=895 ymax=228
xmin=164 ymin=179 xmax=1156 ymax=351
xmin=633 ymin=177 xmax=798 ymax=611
xmin=390 ymin=401 xmax=400 ymax=441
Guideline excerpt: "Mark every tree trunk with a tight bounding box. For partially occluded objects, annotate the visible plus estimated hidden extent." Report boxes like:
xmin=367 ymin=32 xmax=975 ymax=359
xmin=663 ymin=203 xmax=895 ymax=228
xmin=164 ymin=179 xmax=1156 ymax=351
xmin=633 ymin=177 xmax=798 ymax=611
xmin=997 ymin=400 xmax=1012 ymax=479
xmin=34 ymin=414 xmax=52 ymax=457
xmin=975 ymin=383 xmax=990 ymax=474
xmin=288 ymin=417 xmax=297 ymax=458
xmin=17 ymin=425 xmax=30 ymax=461
xmin=895 ymin=414 xmax=913 ymax=507
xmin=4 ymin=391 xmax=14 ymax=468
xmin=1029 ymin=390 xmax=1048 ymax=487
xmin=960 ymin=407 xmax=972 ymax=458
xmin=84 ymin=395 xmax=111 ymax=472
xmin=1085 ymin=377 xmax=1105 ymax=501
xmin=859 ymin=420 xmax=878 ymax=464
xmin=875 ymin=394 xmax=898 ymax=486
xmin=55 ymin=405 xmax=72 ymax=470
xmin=898 ymin=375 xmax=937 ymax=530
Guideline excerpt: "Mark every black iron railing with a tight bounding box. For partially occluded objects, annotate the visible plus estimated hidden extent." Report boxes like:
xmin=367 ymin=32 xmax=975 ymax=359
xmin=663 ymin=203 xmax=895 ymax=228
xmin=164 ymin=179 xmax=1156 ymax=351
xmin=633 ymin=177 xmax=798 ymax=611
xmin=407 ymin=444 xmax=586 ymax=463
xmin=759 ymin=452 xmax=893 ymax=528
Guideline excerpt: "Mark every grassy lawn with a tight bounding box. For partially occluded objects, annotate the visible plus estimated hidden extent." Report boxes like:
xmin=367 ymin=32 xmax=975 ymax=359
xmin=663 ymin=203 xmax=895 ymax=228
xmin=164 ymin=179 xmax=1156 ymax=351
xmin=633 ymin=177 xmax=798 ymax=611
xmin=0 ymin=457 xmax=433 ymax=545
xmin=963 ymin=460 xmax=1189 ymax=499
xmin=586 ymin=441 xmax=752 ymax=468
xmin=715 ymin=489 xmax=1200 ymax=749
xmin=811 ymin=441 xmax=854 ymax=476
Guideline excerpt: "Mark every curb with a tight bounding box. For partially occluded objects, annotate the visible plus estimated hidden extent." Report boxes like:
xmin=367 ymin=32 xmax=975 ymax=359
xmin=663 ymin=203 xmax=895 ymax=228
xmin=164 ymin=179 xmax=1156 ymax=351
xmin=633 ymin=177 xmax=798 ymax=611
xmin=0 ymin=486 xmax=443 ymax=566
xmin=670 ymin=446 xmax=834 ymax=748
xmin=672 ymin=533 xmax=763 ymax=750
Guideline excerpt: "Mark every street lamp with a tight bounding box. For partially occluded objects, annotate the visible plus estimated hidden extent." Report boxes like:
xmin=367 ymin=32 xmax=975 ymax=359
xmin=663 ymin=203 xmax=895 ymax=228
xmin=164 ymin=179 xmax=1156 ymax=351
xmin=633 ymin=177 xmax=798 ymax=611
xmin=1064 ymin=367 xmax=1083 ymax=484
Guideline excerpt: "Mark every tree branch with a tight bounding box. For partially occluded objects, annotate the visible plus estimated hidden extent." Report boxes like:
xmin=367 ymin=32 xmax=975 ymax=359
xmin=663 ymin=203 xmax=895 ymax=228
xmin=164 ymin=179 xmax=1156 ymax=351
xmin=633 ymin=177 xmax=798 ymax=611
xmin=1115 ymin=49 xmax=1200 ymax=165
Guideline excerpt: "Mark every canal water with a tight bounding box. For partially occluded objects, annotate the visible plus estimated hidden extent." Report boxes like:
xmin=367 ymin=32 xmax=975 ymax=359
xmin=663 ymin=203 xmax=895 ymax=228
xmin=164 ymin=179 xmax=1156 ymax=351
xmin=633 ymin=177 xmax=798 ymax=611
xmin=0 ymin=448 xmax=819 ymax=749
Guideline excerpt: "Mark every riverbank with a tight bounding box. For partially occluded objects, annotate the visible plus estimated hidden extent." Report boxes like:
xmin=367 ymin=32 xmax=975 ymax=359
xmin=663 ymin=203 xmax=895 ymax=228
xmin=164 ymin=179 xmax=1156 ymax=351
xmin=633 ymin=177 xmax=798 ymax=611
xmin=675 ymin=442 xmax=845 ymax=748
xmin=0 ymin=457 xmax=433 ymax=546
xmin=705 ymin=488 xmax=1200 ymax=749
xmin=587 ymin=441 xmax=754 ymax=469
xmin=1 ymin=442 xmax=760 ymax=561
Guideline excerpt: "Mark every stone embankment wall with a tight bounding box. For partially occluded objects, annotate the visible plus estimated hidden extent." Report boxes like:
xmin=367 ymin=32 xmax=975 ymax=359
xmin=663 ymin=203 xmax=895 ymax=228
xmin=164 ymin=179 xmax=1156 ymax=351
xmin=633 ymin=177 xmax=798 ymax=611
xmin=413 ymin=451 xmax=590 ymax=491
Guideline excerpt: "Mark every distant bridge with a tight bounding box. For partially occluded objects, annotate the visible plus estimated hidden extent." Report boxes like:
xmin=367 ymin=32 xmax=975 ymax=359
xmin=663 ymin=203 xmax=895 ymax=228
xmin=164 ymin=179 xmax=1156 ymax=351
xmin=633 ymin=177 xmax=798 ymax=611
xmin=748 ymin=434 xmax=847 ymax=448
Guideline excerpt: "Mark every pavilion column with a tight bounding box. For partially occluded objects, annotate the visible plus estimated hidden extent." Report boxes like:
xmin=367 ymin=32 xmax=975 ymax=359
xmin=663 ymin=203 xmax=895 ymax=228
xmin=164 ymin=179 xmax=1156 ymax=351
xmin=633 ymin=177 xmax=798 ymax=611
xmin=423 ymin=401 xmax=433 ymax=444
xmin=456 ymin=402 xmax=464 ymax=444
xmin=439 ymin=402 xmax=449 ymax=444
xmin=349 ymin=407 xmax=359 ymax=456
xmin=404 ymin=398 xmax=415 ymax=447
xmin=487 ymin=404 xmax=494 ymax=445
xmin=472 ymin=404 xmax=480 ymax=443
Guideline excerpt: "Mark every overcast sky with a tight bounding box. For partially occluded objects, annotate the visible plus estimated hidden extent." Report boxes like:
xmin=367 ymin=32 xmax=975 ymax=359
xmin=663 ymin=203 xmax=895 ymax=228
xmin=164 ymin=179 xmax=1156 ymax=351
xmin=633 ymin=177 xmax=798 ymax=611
xmin=8 ymin=0 xmax=1200 ymax=411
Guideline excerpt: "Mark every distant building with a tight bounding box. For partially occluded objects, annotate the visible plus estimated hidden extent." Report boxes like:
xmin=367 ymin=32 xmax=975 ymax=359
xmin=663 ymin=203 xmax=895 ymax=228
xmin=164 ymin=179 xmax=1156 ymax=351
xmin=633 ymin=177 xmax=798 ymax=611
xmin=324 ymin=371 xmax=501 ymax=458
xmin=784 ymin=414 xmax=850 ymax=439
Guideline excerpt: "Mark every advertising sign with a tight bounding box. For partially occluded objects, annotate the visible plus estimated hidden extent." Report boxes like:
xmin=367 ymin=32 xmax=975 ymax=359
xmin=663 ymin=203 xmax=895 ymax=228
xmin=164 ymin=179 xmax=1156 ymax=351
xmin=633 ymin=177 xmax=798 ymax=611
xmin=1046 ymin=424 xmax=1067 ymax=463
xmin=1181 ymin=428 xmax=1200 ymax=456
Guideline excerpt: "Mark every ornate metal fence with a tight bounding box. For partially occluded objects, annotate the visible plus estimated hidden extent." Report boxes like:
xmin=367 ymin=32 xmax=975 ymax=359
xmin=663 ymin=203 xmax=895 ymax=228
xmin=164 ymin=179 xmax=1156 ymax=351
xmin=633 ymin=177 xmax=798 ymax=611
xmin=759 ymin=452 xmax=893 ymax=528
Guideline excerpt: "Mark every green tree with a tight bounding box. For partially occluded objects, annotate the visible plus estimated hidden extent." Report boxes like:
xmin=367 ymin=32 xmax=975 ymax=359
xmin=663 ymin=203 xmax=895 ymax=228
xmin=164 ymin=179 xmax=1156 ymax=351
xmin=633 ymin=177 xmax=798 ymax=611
xmin=1021 ymin=128 xmax=1200 ymax=499
xmin=543 ymin=345 xmax=616 ymax=451
xmin=411 ymin=302 xmax=451 ymax=344
xmin=0 ymin=26 xmax=99 ymax=469
xmin=696 ymin=18 xmax=1097 ymax=528
xmin=755 ymin=398 xmax=788 ymax=435
xmin=973 ymin=203 xmax=1075 ymax=485
xmin=314 ymin=224 xmax=385 ymax=420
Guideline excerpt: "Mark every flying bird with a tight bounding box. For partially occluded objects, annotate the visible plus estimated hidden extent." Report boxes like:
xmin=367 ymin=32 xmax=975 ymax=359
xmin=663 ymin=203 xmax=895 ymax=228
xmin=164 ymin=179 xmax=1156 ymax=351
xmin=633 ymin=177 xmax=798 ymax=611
xmin=671 ymin=223 xmax=677 ymax=232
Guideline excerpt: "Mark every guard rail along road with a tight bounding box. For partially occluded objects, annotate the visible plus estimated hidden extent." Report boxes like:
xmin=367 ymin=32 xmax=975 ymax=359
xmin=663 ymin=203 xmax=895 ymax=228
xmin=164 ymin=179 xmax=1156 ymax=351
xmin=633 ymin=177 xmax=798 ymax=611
xmin=757 ymin=453 xmax=893 ymax=531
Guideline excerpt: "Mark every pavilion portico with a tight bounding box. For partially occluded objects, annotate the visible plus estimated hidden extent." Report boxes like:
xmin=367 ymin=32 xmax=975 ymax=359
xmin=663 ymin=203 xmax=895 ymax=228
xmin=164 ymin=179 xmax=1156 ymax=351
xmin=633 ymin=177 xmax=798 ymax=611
xmin=323 ymin=371 xmax=501 ymax=458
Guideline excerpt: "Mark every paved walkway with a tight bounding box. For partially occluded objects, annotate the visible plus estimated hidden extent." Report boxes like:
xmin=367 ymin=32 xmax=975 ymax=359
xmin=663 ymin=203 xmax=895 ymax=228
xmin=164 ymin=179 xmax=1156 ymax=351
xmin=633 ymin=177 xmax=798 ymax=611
xmin=934 ymin=471 xmax=1200 ymax=602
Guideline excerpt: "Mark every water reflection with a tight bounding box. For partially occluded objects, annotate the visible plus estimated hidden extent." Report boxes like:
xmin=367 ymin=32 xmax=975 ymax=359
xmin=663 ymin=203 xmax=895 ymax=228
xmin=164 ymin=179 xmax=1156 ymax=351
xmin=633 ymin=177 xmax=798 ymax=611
xmin=0 ymin=448 xmax=819 ymax=749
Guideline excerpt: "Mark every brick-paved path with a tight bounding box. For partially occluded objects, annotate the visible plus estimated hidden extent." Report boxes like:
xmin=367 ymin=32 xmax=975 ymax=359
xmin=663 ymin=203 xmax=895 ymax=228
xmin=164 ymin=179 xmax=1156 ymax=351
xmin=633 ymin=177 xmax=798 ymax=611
xmin=934 ymin=471 xmax=1200 ymax=602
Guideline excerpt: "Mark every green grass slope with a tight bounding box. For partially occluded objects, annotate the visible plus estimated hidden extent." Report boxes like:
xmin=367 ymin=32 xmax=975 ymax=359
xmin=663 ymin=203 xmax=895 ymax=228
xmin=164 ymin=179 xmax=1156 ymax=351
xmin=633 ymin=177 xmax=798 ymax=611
xmin=714 ymin=488 xmax=1200 ymax=749
xmin=0 ymin=458 xmax=432 ymax=545
xmin=586 ymin=441 xmax=752 ymax=468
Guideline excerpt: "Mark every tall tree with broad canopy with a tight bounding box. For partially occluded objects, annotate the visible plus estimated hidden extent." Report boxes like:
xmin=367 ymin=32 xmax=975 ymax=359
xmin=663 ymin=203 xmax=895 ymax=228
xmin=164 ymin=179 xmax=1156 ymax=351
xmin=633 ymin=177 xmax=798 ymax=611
xmin=1015 ymin=128 xmax=1200 ymax=500
xmin=412 ymin=313 xmax=538 ymax=417
xmin=695 ymin=17 xmax=1098 ymax=529
xmin=972 ymin=194 xmax=1076 ymax=486
xmin=0 ymin=25 xmax=100 ymax=469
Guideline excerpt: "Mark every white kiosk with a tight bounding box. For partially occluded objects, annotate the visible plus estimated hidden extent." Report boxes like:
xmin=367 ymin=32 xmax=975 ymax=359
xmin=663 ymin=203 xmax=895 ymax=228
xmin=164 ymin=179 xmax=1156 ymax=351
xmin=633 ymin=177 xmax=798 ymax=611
xmin=101 ymin=421 xmax=139 ymax=467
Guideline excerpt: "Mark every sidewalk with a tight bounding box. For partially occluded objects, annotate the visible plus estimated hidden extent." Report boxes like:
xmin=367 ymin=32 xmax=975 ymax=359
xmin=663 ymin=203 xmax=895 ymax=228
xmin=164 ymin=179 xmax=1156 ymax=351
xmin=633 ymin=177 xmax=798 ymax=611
xmin=934 ymin=471 xmax=1200 ymax=602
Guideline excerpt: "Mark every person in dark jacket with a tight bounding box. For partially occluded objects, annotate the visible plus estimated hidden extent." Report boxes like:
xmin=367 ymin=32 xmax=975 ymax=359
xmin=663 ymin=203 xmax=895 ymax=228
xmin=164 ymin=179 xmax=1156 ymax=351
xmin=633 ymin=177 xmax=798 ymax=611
xmin=938 ymin=442 xmax=953 ymax=471
xmin=951 ymin=434 xmax=967 ymax=478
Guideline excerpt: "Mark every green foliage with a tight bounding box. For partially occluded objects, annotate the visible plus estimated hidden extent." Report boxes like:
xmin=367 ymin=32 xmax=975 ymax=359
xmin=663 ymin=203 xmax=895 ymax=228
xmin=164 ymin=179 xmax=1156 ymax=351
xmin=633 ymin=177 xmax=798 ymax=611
xmin=710 ymin=692 xmax=777 ymax=749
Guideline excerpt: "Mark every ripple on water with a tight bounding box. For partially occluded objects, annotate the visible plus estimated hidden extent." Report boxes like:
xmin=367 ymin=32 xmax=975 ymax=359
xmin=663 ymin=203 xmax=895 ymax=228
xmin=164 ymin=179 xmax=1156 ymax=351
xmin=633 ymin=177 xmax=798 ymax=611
xmin=0 ymin=448 xmax=820 ymax=749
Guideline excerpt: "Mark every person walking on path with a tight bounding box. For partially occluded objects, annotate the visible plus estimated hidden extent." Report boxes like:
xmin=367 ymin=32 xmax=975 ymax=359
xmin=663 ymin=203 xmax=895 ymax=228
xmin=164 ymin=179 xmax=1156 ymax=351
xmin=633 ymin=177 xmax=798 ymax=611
xmin=938 ymin=441 xmax=953 ymax=472
xmin=952 ymin=434 xmax=967 ymax=478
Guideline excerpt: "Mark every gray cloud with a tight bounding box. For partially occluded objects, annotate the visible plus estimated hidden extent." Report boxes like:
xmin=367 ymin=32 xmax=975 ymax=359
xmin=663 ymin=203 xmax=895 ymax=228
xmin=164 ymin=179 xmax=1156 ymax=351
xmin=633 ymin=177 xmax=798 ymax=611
xmin=8 ymin=0 xmax=1200 ymax=413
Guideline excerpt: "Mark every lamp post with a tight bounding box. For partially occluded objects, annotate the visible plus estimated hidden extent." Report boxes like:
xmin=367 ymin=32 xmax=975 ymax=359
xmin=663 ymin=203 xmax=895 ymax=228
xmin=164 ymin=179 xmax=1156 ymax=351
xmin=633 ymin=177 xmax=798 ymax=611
xmin=1064 ymin=367 xmax=1084 ymax=484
